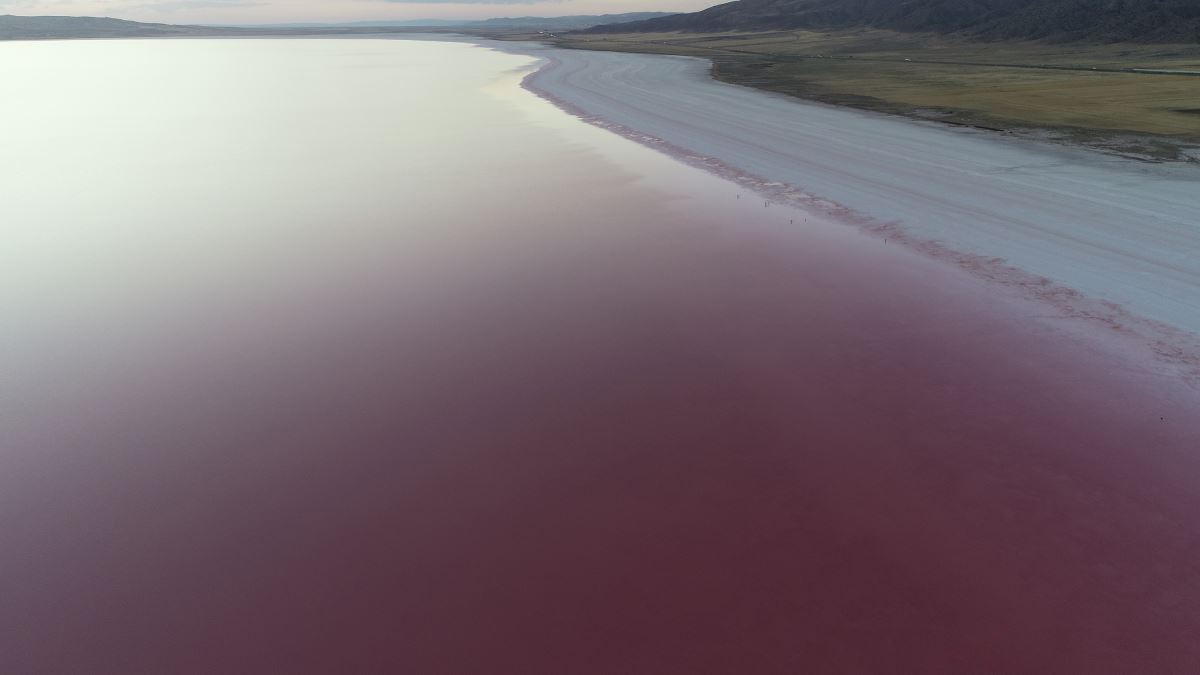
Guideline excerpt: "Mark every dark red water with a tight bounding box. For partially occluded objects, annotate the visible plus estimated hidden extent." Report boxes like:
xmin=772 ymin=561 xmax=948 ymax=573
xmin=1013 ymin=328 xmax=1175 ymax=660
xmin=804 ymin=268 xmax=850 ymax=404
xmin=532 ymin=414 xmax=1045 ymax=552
xmin=5 ymin=194 xmax=1200 ymax=674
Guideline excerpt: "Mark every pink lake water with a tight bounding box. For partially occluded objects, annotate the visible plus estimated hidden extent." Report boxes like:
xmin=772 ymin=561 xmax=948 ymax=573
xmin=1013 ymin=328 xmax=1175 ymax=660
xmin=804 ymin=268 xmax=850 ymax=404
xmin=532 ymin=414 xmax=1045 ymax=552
xmin=2 ymin=38 xmax=1199 ymax=673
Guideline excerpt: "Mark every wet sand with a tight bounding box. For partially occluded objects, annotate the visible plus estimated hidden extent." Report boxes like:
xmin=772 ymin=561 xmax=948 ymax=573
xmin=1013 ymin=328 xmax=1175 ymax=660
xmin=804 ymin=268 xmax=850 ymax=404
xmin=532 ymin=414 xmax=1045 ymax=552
xmin=3 ymin=39 xmax=1200 ymax=673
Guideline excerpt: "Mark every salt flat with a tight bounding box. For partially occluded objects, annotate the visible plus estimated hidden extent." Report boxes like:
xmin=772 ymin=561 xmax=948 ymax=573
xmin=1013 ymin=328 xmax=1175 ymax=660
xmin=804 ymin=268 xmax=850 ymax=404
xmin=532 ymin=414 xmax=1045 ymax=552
xmin=503 ymin=43 xmax=1200 ymax=338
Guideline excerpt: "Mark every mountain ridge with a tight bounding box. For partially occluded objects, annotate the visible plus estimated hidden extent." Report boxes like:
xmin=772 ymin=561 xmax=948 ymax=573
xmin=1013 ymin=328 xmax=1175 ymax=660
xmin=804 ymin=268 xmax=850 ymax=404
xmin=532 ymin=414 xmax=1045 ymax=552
xmin=0 ymin=13 xmax=676 ymax=40
xmin=0 ymin=14 xmax=221 ymax=39
xmin=584 ymin=0 xmax=1200 ymax=43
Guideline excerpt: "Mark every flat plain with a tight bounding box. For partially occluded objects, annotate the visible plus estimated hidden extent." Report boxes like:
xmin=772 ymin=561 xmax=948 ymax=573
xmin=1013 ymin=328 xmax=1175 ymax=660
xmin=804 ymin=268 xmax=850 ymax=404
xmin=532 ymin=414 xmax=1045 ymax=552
xmin=544 ymin=29 xmax=1200 ymax=159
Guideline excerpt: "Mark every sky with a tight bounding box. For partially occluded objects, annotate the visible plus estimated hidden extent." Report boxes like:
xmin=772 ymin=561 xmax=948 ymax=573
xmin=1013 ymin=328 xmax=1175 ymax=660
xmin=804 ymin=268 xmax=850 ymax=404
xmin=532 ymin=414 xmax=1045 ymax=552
xmin=0 ymin=0 xmax=713 ymax=23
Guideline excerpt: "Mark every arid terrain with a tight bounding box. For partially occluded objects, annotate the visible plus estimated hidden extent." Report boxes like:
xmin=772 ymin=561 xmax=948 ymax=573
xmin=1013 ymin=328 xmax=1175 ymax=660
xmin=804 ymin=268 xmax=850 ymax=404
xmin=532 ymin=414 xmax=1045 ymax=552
xmin=544 ymin=30 xmax=1200 ymax=160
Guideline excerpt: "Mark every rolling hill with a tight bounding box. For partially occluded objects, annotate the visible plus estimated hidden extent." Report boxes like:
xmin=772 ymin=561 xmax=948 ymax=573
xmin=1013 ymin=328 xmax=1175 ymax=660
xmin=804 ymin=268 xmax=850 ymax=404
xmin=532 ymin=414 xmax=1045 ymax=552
xmin=457 ymin=13 xmax=677 ymax=30
xmin=0 ymin=12 xmax=676 ymax=41
xmin=586 ymin=0 xmax=1200 ymax=42
xmin=0 ymin=15 xmax=224 ymax=39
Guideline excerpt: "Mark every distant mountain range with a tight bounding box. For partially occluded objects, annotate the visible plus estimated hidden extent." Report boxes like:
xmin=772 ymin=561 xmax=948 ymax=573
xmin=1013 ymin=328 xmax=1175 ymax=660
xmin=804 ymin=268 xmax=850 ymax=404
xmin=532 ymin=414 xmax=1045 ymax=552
xmin=587 ymin=0 xmax=1200 ymax=42
xmin=249 ymin=14 xmax=676 ymax=30
xmin=0 ymin=15 xmax=220 ymax=39
xmin=455 ymin=13 xmax=677 ymax=30
xmin=242 ymin=20 xmax=466 ymax=28
xmin=0 ymin=13 xmax=675 ymax=40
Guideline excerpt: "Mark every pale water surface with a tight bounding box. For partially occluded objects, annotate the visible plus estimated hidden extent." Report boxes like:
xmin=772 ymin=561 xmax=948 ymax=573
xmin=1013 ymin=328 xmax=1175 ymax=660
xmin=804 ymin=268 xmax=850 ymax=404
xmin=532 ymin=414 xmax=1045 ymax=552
xmin=2 ymin=38 xmax=755 ymax=432
xmin=3 ymin=38 xmax=1200 ymax=674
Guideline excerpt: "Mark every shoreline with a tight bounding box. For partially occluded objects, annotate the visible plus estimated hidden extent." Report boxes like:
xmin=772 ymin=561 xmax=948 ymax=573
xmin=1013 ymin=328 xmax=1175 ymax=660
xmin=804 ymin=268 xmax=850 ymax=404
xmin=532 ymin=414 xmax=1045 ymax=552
xmin=496 ymin=41 xmax=1200 ymax=376
xmin=540 ymin=32 xmax=1200 ymax=164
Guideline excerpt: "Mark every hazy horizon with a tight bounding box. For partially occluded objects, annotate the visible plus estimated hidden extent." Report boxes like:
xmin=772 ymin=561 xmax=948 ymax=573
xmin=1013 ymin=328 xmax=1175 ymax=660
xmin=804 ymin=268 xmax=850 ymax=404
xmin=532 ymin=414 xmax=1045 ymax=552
xmin=0 ymin=0 xmax=707 ymax=25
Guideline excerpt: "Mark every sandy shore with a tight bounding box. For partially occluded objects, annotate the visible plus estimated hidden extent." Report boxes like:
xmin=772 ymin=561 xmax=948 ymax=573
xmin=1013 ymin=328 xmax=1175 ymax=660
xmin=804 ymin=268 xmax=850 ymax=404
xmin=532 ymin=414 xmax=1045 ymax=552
xmin=501 ymin=43 xmax=1200 ymax=345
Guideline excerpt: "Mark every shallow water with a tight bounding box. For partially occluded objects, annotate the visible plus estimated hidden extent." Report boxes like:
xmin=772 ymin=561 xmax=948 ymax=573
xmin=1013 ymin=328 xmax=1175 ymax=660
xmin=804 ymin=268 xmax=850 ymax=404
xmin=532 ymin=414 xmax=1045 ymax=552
xmin=509 ymin=44 xmax=1200 ymax=337
xmin=2 ymin=38 xmax=1199 ymax=673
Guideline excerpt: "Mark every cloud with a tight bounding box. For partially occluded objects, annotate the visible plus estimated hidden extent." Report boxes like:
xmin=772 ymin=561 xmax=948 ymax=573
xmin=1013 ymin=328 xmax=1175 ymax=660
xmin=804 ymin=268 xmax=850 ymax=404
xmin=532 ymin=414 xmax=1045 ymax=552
xmin=381 ymin=0 xmax=570 ymax=4
xmin=148 ymin=0 xmax=265 ymax=8
xmin=0 ymin=0 xmax=264 ymax=10
xmin=145 ymin=0 xmax=266 ymax=10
